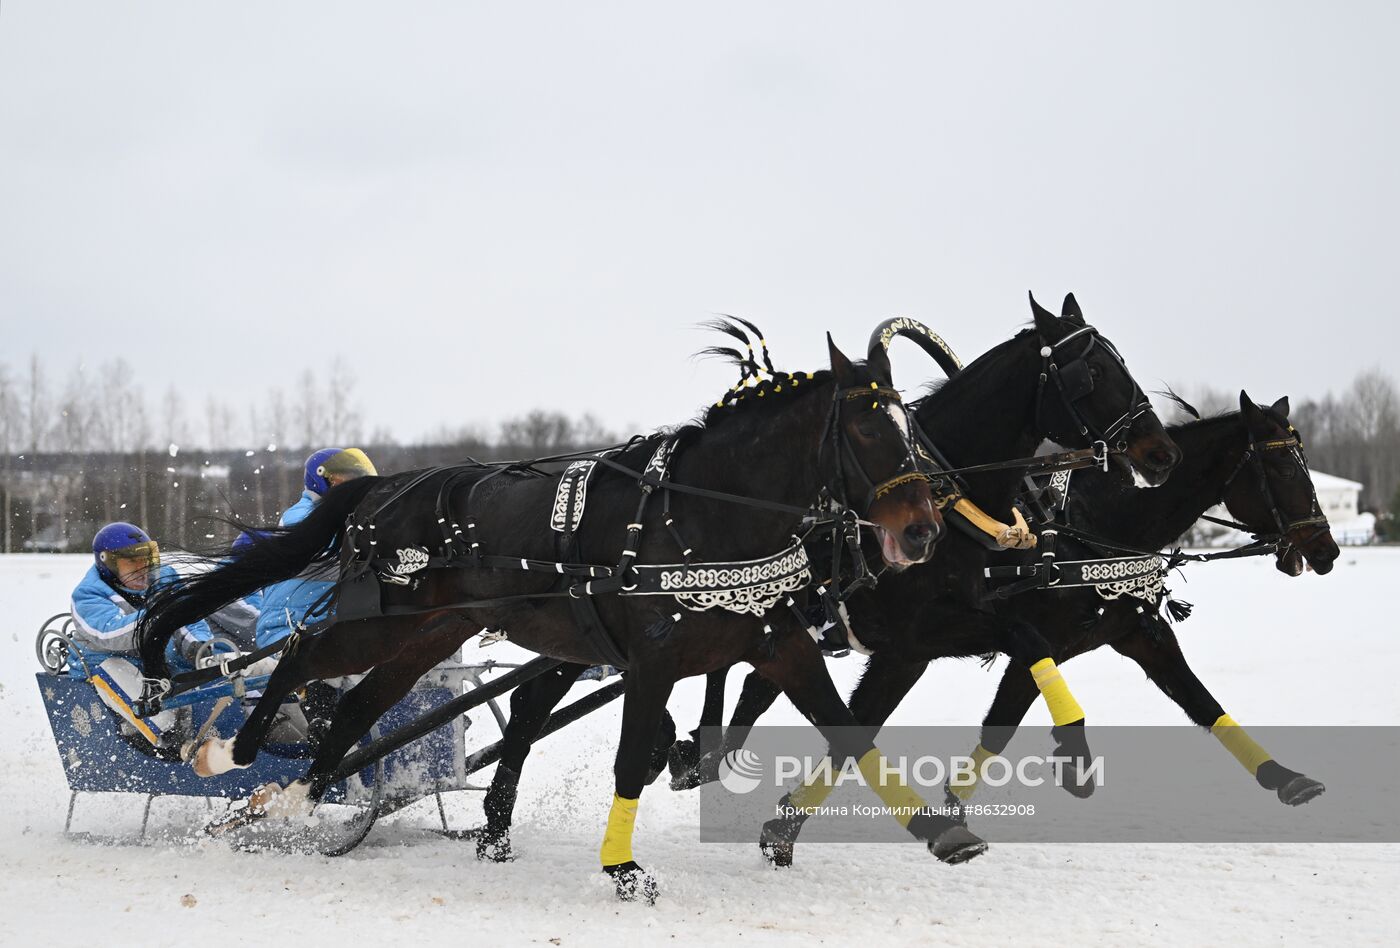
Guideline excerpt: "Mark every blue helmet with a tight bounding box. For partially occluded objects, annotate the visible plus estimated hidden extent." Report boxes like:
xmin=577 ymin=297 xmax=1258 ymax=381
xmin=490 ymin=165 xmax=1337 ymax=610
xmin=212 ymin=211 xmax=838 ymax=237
xmin=304 ymin=447 xmax=377 ymax=495
xmin=93 ymin=521 xmax=160 ymax=586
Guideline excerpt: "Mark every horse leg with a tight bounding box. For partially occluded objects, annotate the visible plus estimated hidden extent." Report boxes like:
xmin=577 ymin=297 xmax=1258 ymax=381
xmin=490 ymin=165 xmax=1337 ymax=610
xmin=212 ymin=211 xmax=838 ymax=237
xmin=668 ymin=668 xmax=728 ymax=782
xmin=722 ymin=669 xmax=783 ymax=752
xmin=600 ymin=666 xmax=675 ymax=903
xmin=997 ymin=616 xmax=1095 ymax=798
xmin=194 ymin=622 xmax=360 ymax=776
xmin=649 ymin=705 xmax=677 ymax=784
xmin=751 ymin=649 xmax=927 ymax=857
xmin=296 ymin=614 xmax=471 ymax=798
xmin=477 ymin=662 xmax=588 ymax=861
xmin=671 ymin=668 xmax=783 ymax=790
xmin=846 ymin=650 xmax=929 ymax=731
xmin=752 ymin=625 xmax=985 ymax=868
xmin=215 ymin=614 xmax=467 ymax=815
xmin=1112 ymin=619 xmax=1325 ymax=806
xmin=949 ymin=662 xmax=1041 ymax=803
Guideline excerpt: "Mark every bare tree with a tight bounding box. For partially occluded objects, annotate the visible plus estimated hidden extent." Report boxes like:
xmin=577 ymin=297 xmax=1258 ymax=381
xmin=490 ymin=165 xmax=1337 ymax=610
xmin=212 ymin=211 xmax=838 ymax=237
xmin=162 ymin=384 xmax=189 ymax=449
xmin=1293 ymin=368 xmax=1400 ymax=513
xmin=498 ymin=410 xmax=575 ymax=455
xmin=25 ymin=353 xmax=48 ymax=454
xmin=132 ymin=397 xmax=152 ymax=528
xmin=0 ymin=365 xmax=14 ymax=552
xmin=205 ymin=395 xmax=237 ymax=449
xmin=265 ymin=387 xmax=290 ymax=450
xmin=294 ymin=369 xmax=326 ymax=450
xmin=326 ymin=355 xmax=363 ymax=444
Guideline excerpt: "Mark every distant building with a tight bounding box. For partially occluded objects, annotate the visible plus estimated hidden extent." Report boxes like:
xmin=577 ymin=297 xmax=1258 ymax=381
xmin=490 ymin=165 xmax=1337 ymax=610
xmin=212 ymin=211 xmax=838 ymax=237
xmin=1310 ymin=470 xmax=1375 ymax=545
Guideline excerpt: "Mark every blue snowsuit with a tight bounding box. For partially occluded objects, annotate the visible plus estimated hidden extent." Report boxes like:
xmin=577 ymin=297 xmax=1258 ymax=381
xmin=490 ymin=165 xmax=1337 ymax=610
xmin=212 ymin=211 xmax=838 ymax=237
xmin=254 ymin=490 xmax=337 ymax=650
xmin=68 ymin=564 xmax=213 ymax=679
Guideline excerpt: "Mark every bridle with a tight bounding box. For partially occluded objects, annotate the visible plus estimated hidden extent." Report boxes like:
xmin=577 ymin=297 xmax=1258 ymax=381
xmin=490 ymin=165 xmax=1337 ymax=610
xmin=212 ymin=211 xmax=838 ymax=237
xmin=808 ymin=379 xmax=939 ymax=605
xmin=1216 ymin=426 xmax=1331 ymax=553
xmin=822 ymin=381 xmax=933 ymax=514
xmin=1034 ymin=324 xmax=1154 ymax=452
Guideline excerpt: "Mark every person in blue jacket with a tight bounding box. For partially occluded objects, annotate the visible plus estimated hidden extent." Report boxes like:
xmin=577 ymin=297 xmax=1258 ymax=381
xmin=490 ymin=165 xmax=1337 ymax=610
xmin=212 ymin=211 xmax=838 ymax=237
xmin=254 ymin=447 xmax=377 ymax=651
xmin=69 ymin=521 xmax=214 ymax=679
xmin=70 ymin=522 xmax=215 ymax=752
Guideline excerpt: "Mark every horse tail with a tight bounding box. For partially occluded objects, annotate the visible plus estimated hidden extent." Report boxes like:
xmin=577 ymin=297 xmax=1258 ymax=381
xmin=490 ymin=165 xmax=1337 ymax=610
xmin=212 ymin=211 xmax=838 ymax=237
xmin=137 ymin=476 xmax=380 ymax=673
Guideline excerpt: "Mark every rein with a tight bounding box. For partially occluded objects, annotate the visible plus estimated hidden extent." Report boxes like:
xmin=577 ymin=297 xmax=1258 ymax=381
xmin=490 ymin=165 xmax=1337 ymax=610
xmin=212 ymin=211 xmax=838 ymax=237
xmin=986 ymin=422 xmax=1333 ymax=606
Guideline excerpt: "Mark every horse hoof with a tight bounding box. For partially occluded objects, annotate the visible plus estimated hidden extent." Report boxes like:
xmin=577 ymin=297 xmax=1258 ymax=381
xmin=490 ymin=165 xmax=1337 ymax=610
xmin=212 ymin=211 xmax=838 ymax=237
xmin=759 ymin=818 xmax=799 ymax=868
xmin=193 ymin=736 xmax=249 ymax=777
xmin=603 ymin=861 xmax=658 ymax=904
xmin=929 ymin=825 xmax=988 ymax=864
xmin=667 ymin=740 xmax=701 ymax=785
xmin=1278 ymin=775 xmax=1326 ymax=807
xmin=941 ymin=787 xmax=970 ymax=825
xmin=475 ymin=828 xmax=514 ymax=862
xmin=261 ymin=780 xmax=314 ymax=820
xmin=669 ymin=752 xmax=722 ymax=792
xmin=248 ymin=782 xmax=282 ymax=811
xmin=1059 ymin=771 xmax=1097 ymax=799
xmin=1052 ymin=750 xmax=1097 ymax=795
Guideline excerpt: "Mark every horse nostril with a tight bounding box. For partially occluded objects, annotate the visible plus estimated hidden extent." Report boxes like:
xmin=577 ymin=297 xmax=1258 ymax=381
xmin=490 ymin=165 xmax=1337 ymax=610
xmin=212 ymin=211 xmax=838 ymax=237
xmin=905 ymin=522 xmax=934 ymax=546
xmin=1149 ymin=447 xmax=1178 ymax=469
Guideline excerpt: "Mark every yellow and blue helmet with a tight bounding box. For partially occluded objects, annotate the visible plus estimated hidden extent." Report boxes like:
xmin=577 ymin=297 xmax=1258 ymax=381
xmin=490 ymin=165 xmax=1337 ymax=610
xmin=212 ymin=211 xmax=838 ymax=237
xmin=304 ymin=447 xmax=377 ymax=494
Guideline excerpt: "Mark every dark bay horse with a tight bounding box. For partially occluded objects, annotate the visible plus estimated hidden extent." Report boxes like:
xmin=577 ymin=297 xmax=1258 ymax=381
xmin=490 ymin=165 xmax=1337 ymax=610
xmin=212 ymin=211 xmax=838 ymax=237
xmin=470 ymin=294 xmax=1184 ymax=859
xmin=139 ymin=332 xmax=967 ymax=901
xmin=683 ymin=392 xmax=1339 ymax=866
xmin=965 ymin=391 xmax=1339 ymax=805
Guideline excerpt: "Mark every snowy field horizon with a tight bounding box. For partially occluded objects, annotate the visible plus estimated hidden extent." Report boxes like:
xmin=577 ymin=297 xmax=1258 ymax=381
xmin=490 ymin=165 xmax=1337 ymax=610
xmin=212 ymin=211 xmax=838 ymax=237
xmin=2 ymin=551 xmax=1397 ymax=946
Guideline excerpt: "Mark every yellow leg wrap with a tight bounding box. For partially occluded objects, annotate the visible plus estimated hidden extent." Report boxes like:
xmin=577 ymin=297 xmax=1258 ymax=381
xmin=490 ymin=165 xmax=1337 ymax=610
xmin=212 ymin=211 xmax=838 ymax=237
xmin=787 ymin=765 xmax=837 ymax=814
xmin=1211 ymin=714 xmax=1273 ymax=776
xmin=599 ymin=794 xmax=639 ymax=866
xmin=1030 ymin=657 xmax=1085 ymax=726
xmin=856 ymin=748 xmax=928 ymax=828
xmin=949 ymin=744 xmax=996 ymax=802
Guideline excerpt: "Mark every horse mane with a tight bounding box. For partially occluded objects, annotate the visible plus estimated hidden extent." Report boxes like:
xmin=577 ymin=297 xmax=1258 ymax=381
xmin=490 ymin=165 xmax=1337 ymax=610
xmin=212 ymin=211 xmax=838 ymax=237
xmin=1164 ymin=409 xmax=1243 ymax=436
xmin=1156 ymin=387 xmax=1202 ymax=421
xmin=692 ymin=317 xmax=833 ymax=429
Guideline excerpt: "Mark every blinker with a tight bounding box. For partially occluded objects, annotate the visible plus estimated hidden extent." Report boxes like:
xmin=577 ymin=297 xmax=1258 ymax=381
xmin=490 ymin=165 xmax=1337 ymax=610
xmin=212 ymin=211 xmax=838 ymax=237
xmin=1057 ymin=358 xmax=1094 ymax=402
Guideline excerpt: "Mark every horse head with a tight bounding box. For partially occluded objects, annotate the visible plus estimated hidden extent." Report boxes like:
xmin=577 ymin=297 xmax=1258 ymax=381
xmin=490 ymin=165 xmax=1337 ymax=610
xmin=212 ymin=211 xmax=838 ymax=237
xmin=1029 ymin=292 xmax=1181 ymax=486
xmin=826 ymin=334 xmax=942 ymax=569
xmin=1226 ymin=392 xmax=1340 ymax=576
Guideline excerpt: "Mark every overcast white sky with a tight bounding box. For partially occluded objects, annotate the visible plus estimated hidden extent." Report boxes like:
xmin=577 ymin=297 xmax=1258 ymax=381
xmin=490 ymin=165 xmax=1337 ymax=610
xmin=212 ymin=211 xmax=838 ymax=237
xmin=2 ymin=2 xmax=1396 ymax=444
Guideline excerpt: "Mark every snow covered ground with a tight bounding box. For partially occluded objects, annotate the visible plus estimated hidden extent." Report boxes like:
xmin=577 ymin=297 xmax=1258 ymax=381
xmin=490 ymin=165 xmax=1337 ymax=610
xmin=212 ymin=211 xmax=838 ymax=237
xmin=2 ymin=551 xmax=1397 ymax=946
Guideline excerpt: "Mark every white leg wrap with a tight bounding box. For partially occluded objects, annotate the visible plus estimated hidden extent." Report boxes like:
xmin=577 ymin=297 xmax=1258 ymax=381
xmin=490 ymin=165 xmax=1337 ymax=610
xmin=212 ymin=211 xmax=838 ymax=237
xmin=263 ymin=780 xmax=314 ymax=820
xmin=194 ymin=736 xmax=249 ymax=777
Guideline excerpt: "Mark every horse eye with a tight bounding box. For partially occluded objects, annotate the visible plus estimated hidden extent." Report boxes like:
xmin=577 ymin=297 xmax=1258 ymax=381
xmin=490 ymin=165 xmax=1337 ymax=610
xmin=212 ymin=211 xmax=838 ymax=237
xmin=856 ymin=418 xmax=879 ymax=438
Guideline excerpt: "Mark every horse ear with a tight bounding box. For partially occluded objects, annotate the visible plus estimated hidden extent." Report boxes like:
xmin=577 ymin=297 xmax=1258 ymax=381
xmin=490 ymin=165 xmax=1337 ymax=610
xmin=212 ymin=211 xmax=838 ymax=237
xmin=1029 ymin=291 xmax=1061 ymax=341
xmin=828 ymin=332 xmax=855 ymax=385
xmin=1271 ymin=396 xmax=1291 ymax=419
xmin=1239 ymin=389 xmax=1264 ymax=424
xmin=1061 ymin=293 xmax=1085 ymax=325
xmin=865 ymin=338 xmax=893 ymax=384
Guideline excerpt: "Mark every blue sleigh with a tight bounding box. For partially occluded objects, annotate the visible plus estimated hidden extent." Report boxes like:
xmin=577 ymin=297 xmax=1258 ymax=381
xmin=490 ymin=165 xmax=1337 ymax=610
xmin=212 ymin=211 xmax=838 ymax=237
xmin=33 ymin=613 xmax=525 ymax=854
